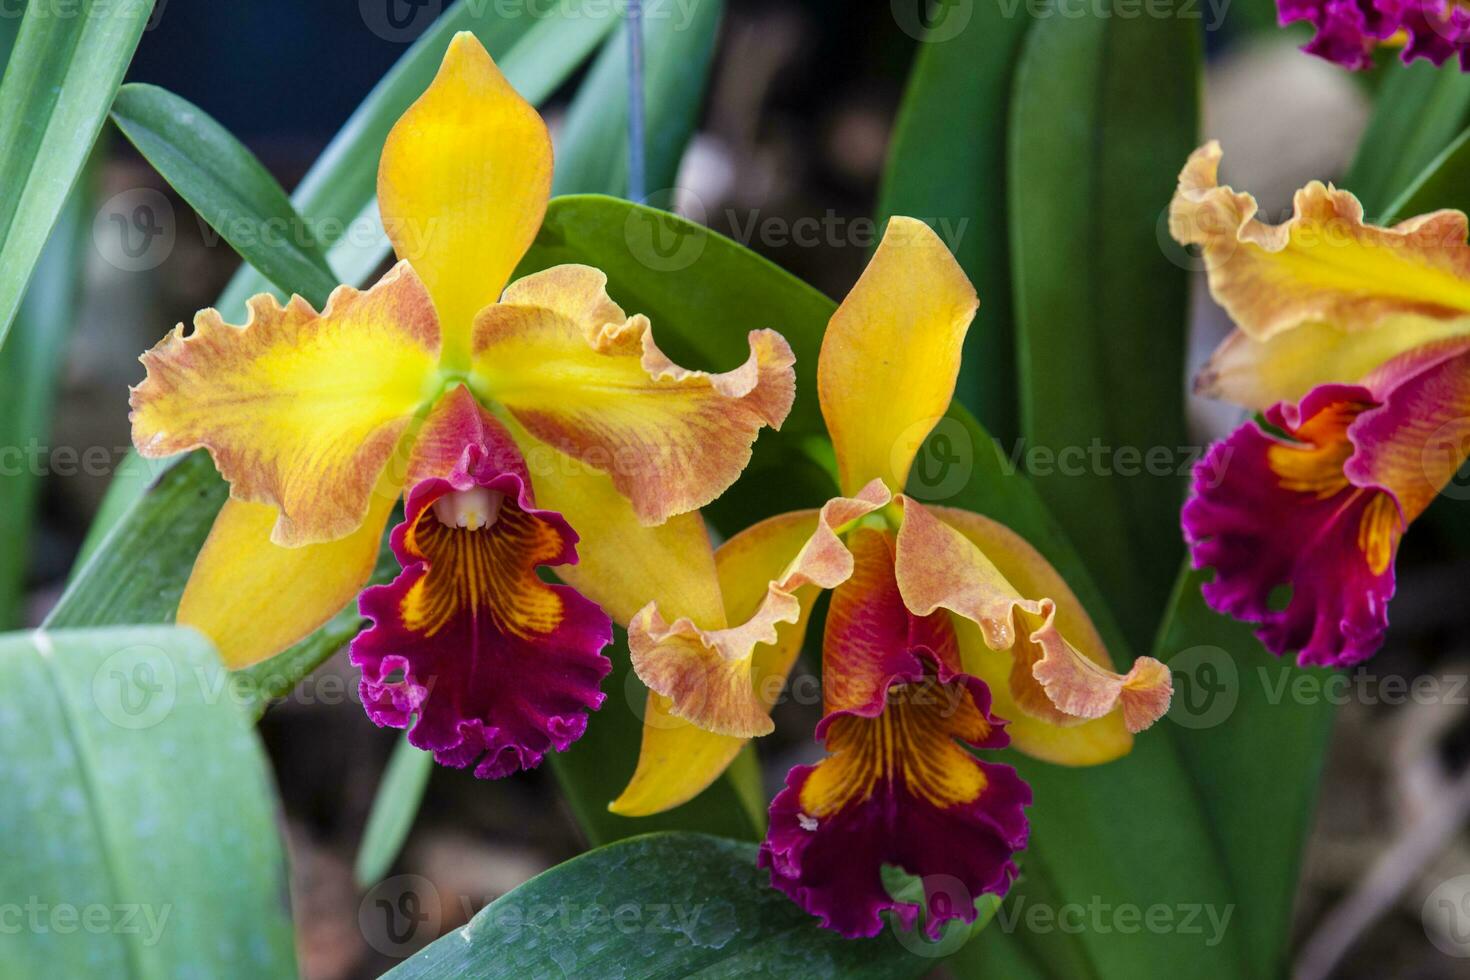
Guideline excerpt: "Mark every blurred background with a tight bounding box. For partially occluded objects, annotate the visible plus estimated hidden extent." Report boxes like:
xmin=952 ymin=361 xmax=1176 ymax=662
xmin=9 ymin=1 xmax=1470 ymax=977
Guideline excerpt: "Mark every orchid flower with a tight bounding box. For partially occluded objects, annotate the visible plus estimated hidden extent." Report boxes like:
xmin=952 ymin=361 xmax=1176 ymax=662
xmin=1279 ymin=0 xmax=1470 ymax=70
xmin=128 ymin=33 xmax=795 ymax=777
xmin=607 ymin=217 xmax=1174 ymax=938
xmin=1172 ymin=141 xmax=1470 ymax=666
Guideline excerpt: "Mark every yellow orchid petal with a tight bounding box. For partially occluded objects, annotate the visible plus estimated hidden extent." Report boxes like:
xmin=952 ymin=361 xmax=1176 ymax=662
xmin=895 ymin=497 xmax=1170 ymax=736
xmin=378 ymin=31 xmax=551 ymax=365
xmin=629 ymin=480 xmax=890 ymax=738
xmin=130 ymin=261 xmax=439 ymax=547
xmin=472 ymin=264 xmax=795 ymax=525
xmin=1198 ymin=312 xmax=1470 ymax=411
xmin=1171 ymin=141 xmax=1470 ymax=346
xmin=818 ymin=216 xmax=977 ymax=495
xmin=611 ymin=509 xmax=822 ymax=817
xmin=504 ymin=417 xmax=726 ymax=629
xmin=178 ymin=493 xmax=396 ymax=669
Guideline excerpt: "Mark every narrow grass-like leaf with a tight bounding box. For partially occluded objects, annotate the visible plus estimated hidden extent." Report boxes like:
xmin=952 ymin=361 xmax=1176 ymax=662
xmin=0 ymin=185 xmax=87 ymax=626
xmin=1380 ymin=125 xmax=1470 ymax=222
xmin=355 ymin=735 xmax=435 ymax=887
xmin=385 ymin=833 xmax=935 ymax=978
xmin=1346 ymin=60 xmax=1470 ymax=219
xmin=0 ymin=625 xmax=296 ymax=975
xmin=553 ymin=0 xmax=723 ymax=198
xmin=875 ymin=0 xmax=1032 ymax=444
xmin=1152 ymin=567 xmax=1335 ymax=980
xmin=110 ymin=83 xmax=339 ymax=307
xmin=1008 ymin=9 xmax=1198 ymax=652
xmin=0 ymin=0 xmax=154 ymax=350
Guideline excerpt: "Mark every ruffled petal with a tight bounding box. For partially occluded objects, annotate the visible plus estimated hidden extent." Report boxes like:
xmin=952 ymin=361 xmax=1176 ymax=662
xmin=818 ymin=216 xmax=977 ymax=495
xmin=930 ymin=506 xmax=1133 ymax=765
xmin=130 ymin=261 xmax=439 ymax=546
xmin=759 ymin=660 xmax=1028 ymax=939
xmin=351 ymin=393 xmax=612 ymax=778
xmin=610 ymin=510 xmax=822 ymax=816
xmin=471 ymin=265 xmax=795 ymax=525
xmin=895 ymin=497 xmax=1170 ymax=733
xmin=1196 ymin=312 xmax=1470 ymax=411
xmin=377 ymin=32 xmax=551 ymax=365
xmin=1279 ymin=0 xmax=1470 ymax=71
xmin=178 ymin=494 xmax=396 ymax=669
xmin=1171 ymin=142 xmax=1470 ymax=346
xmin=628 ymin=480 xmax=891 ymax=737
xmin=1183 ymin=384 xmax=1398 ymax=666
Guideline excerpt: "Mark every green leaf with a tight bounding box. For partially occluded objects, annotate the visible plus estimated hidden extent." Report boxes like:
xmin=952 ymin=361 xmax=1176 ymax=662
xmin=553 ymin=0 xmax=723 ymax=198
xmin=0 ymin=182 xmax=87 ymax=626
xmin=875 ymin=0 xmax=1032 ymax=444
xmin=384 ymin=832 xmax=937 ymax=978
xmin=214 ymin=0 xmax=619 ymax=319
xmin=1380 ymin=124 xmax=1470 ymax=222
xmin=0 ymin=0 xmax=154 ymax=350
xmin=110 ymin=83 xmax=339 ymax=307
xmin=356 ymin=735 xmax=434 ymax=888
xmin=1346 ymin=59 xmax=1470 ymax=220
xmin=1007 ymin=9 xmax=1198 ymax=651
xmin=1152 ymin=567 xmax=1335 ymax=980
xmin=0 ymin=625 xmax=295 ymax=975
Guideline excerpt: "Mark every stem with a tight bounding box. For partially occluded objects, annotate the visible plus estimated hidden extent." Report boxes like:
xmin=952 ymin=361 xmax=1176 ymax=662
xmin=626 ymin=0 xmax=646 ymax=203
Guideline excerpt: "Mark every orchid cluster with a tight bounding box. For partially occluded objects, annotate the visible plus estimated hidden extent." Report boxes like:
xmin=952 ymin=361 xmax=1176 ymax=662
xmin=127 ymin=33 xmax=1174 ymax=938
xmin=1174 ymin=142 xmax=1470 ymax=667
xmin=1279 ymin=0 xmax=1470 ymax=69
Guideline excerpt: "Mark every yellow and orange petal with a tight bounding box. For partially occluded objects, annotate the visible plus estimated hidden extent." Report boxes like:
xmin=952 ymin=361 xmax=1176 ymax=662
xmin=611 ymin=509 xmax=823 ymax=816
xmin=471 ymin=264 xmax=795 ymax=526
xmin=818 ymin=216 xmax=978 ymax=495
xmin=628 ymin=479 xmax=891 ymax=737
xmin=130 ymin=261 xmax=439 ymax=547
xmin=177 ymin=492 xmax=397 ymax=669
xmin=1171 ymin=142 xmax=1470 ymax=346
xmin=378 ymin=32 xmax=552 ymax=366
xmin=894 ymin=497 xmax=1171 ymax=733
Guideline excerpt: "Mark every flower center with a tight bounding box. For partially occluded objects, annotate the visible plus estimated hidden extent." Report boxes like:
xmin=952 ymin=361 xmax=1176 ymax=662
xmin=431 ymin=488 xmax=505 ymax=531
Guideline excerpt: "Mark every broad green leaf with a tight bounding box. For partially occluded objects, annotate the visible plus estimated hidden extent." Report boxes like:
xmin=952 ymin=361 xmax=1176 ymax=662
xmin=1346 ymin=59 xmax=1470 ymax=220
xmin=356 ymin=735 xmax=434 ymax=888
xmin=215 ymin=0 xmax=619 ymax=319
xmin=876 ymin=0 xmax=1032 ymax=444
xmin=1152 ymin=567 xmax=1334 ymax=980
xmin=110 ymin=84 xmax=339 ymax=307
xmin=553 ymin=0 xmax=722 ymax=198
xmin=0 ymin=183 xmax=87 ymax=626
xmin=1008 ymin=9 xmax=1198 ymax=652
xmin=0 ymin=0 xmax=153 ymax=350
xmin=384 ymin=833 xmax=937 ymax=978
xmin=0 ymin=625 xmax=295 ymax=975
xmin=1381 ymin=124 xmax=1470 ymax=222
